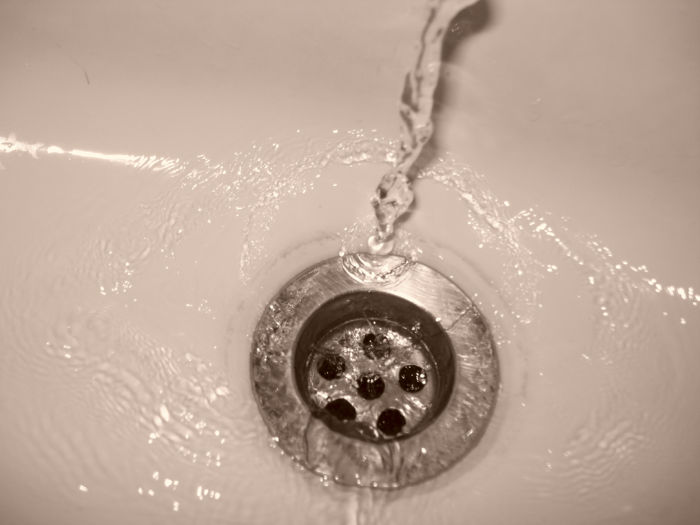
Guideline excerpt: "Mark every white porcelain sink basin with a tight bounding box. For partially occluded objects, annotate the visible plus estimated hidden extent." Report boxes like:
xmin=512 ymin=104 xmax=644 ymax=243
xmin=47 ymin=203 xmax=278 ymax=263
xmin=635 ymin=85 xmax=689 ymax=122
xmin=1 ymin=1 xmax=699 ymax=523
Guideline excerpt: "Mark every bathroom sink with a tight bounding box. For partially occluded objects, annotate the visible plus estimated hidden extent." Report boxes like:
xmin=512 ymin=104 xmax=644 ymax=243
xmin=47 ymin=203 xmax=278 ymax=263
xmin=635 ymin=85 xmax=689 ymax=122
xmin=1 ymin=0 xmax=699 ymax=523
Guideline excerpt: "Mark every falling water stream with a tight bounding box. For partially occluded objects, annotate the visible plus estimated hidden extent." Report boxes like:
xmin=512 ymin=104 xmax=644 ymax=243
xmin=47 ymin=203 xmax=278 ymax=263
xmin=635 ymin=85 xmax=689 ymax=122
xmin=1 ymin=1 xmax=699 ymax=524
xmin=370 ymin=0 xmax=473 ymax=253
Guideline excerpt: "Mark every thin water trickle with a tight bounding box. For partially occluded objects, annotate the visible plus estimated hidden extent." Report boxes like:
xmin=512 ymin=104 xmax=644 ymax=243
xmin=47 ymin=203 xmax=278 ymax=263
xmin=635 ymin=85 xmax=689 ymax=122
xmin=370 ymin=0 xmax=479 ymax=253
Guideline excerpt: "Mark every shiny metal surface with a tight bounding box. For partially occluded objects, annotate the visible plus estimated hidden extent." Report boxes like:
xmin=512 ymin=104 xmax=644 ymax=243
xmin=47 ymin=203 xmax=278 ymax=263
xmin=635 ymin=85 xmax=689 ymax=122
xmin=250 ymin=253 xmax=499 ymax=488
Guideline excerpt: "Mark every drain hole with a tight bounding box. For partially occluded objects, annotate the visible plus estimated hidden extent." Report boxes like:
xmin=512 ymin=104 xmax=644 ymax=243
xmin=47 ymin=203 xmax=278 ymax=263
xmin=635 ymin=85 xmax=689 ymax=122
xmin=377 ymin=408 xmax=406 ymax=436
xmin=325 ymin=398 xmax=357 ymax=421
xmin=362 ymin=333 xmax=376 ymax=346
xmin=362 ymin=332 xmax=391 ymax=360
xmin=357 ymin=373 xmax=385 ymax=400
xmin=317 ymin=354 xmax=346 ymax=380
xmin=399 ymin=365 xmax=427 ymax=393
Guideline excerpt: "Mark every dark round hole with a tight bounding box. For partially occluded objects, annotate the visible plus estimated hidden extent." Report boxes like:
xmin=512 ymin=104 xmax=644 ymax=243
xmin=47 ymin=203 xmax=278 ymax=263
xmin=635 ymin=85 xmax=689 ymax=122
xmin=399 ymin=365 xmax=427 ymax=393
xmin=356 ymin=373 xmax=385 ymax=400
xmin=362 ymin=332 xmax=390 ymax=360
xmin=324 ymin=398 xmax=356 ymax=421
xmin=377 ymin=408 xmax=406 ymax=436
xmin=317 ymin=354 xmax=346 ymax=380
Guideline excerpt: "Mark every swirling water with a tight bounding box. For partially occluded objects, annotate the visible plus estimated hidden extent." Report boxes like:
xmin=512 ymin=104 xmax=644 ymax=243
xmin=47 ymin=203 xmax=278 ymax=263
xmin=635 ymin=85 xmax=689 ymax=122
xmin=1 ymin=129 xmax=698 ymax=524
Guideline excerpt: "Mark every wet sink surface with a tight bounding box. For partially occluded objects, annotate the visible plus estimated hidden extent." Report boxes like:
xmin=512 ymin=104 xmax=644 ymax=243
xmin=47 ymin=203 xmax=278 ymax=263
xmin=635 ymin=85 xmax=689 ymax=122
xmin=1 ymin=1 xmax=700 ymax=524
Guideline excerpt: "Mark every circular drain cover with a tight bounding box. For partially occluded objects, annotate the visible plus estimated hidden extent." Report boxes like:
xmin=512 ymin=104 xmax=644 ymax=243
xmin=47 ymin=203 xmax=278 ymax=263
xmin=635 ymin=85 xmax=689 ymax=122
xmin=250 ymin=254 xmax=498 ymax=488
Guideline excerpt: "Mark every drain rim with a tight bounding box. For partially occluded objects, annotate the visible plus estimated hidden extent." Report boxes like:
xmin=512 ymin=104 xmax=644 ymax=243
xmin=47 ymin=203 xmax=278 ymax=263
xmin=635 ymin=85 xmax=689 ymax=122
xmin=250 ymin=253 xmax=499 ymax=489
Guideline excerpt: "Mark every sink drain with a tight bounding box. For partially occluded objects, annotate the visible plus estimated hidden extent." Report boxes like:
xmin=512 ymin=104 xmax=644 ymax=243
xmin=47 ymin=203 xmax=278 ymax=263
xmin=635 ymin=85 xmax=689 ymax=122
xmin=251 ymin=254 xmax=498 ymax=488
xmin=296 ymin=290 xmax=454 ymax=443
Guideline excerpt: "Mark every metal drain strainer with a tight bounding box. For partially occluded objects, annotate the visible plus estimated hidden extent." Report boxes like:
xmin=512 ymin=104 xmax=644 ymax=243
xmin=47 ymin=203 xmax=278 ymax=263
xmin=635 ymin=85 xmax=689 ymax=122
xmin=250 ymin=254 xmax=498 ymax=488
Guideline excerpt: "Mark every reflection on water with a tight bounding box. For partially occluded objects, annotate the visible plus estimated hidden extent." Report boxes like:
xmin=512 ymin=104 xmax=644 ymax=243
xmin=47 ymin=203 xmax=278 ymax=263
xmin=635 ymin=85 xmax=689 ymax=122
xmin=0 ymin=131 xmax=698 ymax=524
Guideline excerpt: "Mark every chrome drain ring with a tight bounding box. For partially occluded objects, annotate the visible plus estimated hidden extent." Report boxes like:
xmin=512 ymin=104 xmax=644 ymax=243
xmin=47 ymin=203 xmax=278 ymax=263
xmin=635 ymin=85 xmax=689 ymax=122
xmin=250 ymin=253 xmax=499 ymax=488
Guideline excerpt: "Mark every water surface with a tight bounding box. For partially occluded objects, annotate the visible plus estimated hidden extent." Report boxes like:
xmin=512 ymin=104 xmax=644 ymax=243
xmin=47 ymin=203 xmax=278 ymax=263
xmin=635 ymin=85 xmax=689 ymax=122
xmin=1 ymin=130 xmax=698 ymax=524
